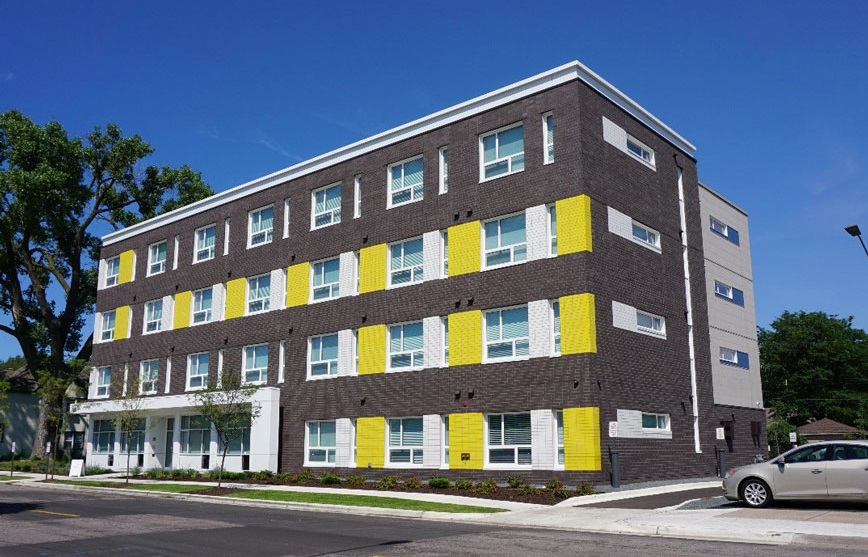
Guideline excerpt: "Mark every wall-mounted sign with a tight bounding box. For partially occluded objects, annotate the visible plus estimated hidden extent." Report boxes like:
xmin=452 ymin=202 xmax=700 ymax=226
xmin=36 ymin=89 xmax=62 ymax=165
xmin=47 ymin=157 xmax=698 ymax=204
xmin=716 ymin=427 xmax=725 ymax=440
xmin=608 ymin=421 xmax=618 ymax=438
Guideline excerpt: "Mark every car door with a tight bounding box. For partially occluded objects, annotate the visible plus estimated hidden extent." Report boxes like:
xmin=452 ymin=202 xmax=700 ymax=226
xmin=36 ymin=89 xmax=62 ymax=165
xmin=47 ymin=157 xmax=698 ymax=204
xmin=826 ymin=444 xmax=868 ymax=498
xmin=771 ymin=444 xmax=830 ymax=499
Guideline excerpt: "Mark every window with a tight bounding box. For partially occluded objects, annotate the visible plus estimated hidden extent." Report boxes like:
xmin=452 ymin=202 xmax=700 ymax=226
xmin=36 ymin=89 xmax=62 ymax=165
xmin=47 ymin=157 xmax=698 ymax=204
xmin=63 ymin=432 xmax=84 ymax=451
xmin=488 ymin=413 xmax=532 ymax=466
xmin=353 ymin=175 xmax=361 ymax=218
xmin=100 ymin=310 xmax=116 ymax=341
xmin=480 ymin=124 xmax=524 ymax=180
xmin=784 ymin=444 xmax=828 ymax=464
xmin=93 ymin=420 xmax=115 ymax=454
xmin=95 ymin=366 xmax=111 ymax=397
xmin=389 ymin=237 xmax=424 ymax=287
xmin=312 ymin=257 xmax=340 ymax=301
xmin=543 ymin=113 xmax=554 ymax=164
xmin=388 ymin=156 xmax=424 ymax=207
xmin=442 ymin=416 xmax=450 ymax=466
xmin=247 ymin=274 xmax=271 ymax=314
xmin=227 ymin=415 xmax=252 ymax=455
xmin=720 ymin=347 xmax=749 ymax=369
xmin=187 ymin=352 xmax=209 ymax=390
xmin=556 ymin=411 xmax=564 ymax=466
xmin=312 ymin=183 xmax=342 ymax=229
xmin=642 ymin=413 xmax=670 ymax=431
xmin=248 ymin=206 xmax=274 ymax=247
xmin=388 ymin=417 xmax=423 ymax=465
xmin=709 ymin=216 xmax=740 ymax=245
xmin=636 ymin=310 xmax=665 ymax=336
xmin=441 ymin=231 xmax=448 ymax=277
xmin=282 ymin=198 xmax=291 ymax=238
xmin=485 ymin=306 xmax=529 ymax=361
xmin=120 ymin=419 xmax=146 ymax=454
xmin=105 ymin=256 xmax=120 ymax=287
xmin=180 ymin=416 xmax=210 ymax=454
xmin=147 ymin=241 xmax=167 ymax=276
xmin=388 ymin=322 xmax=424 ymax=371
xmin=484 ymin=213 xmax=527 ymax=269
xmin=195 ymin=225 xmax=216 ymax=262
xmin=632 ymin=222 xmax=660 ymax=249
xmin=309 ymin=334 xmax=339 ymax=378
xmin=143 ymin=299 xmax=163 ymax=334
xmin=244 ymin=344 xmax=268 ymax=384
xmin=626 ymin=136 xmax=655 ymax=167
xmin=548 ymin=205 xmax=557 ymax=255
xmin=438 ymin=147 xmax=449 ymax=194
xmin=140 ymin=359 xmax=159 ymax=394
xmin=307 ymin=421 xmax=336 ymax=464
xmin=192 ymin=287 xmax=213 ymax=324
xmin=552 ymin=301 xmax=561 ymax=355
xmin=714 ymin=280 xmax=745 ymax=306
xmin=441 ymin=317 xmax=449 ymax=366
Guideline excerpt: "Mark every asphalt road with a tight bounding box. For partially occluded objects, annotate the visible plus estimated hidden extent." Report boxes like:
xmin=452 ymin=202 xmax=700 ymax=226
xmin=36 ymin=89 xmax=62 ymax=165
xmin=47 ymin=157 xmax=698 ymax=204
xmin=1 ymin=484 xmax=865 ymax=556
xmin=582 ymin=487 xmax=728 ymax=509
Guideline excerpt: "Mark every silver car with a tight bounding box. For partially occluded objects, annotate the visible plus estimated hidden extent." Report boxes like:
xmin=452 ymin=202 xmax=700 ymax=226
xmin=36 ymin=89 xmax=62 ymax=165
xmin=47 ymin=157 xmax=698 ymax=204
xmin=722 ymin=440 xmax=868 ymax=508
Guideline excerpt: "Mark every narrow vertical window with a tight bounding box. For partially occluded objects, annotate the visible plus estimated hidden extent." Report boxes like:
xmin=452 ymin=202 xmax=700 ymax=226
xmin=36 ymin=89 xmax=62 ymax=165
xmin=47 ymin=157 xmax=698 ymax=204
xmin=438 ymin=147 xmax=449 ymax=194
xmin=105 ymin=257 xmax=120 ymax=287
xmin=442 ymin=416 xmax=450 ymax=466
xmin=353 ymin=175 xmax=361 ymax=219
xmin=552 ymin=301 xmax=561 ymax=355
xmin=543 ymin=113 xmax=554 ymax=164
xmin=96 ymin=366 xmax=111 ymax=397
xmin=556 ymin=410 xmax=564 ymax=465
xmin=283 ymin=198 xmax=291 ymax=238
xmin=223 ymin=218 xmax=230 ymax=256
xmin=441 ymin=231 xmax=449 ymax=278
xmin=548 ymin=205 xmax=557 ymax=255
xmin=100 ymin=310 xmax=116 ymax=341
xmin=441 ymin=317 xmax=449 ymax=366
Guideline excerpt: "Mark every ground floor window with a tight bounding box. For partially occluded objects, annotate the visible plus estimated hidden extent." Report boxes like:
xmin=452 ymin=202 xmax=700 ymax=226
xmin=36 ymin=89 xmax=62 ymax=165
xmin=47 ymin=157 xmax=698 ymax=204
xmin=180 ymin=415 xmax=211 ymax=454
xmin=388 ymin=417 xmax=423 ymax=465
xmin=226 ymin=415 xmax=252 ymax=455
xmin=120 ymin=418 xmax=146 ymax=454
xmin=488 ymin=413 xmax=532 ymax=466
xmin=307 ymin=420 xmax=336 ymax=464
xmin=556 ymin=410 xmax=564 ymax=466
xmin=93 ymin=420 xmax=115 ymax=454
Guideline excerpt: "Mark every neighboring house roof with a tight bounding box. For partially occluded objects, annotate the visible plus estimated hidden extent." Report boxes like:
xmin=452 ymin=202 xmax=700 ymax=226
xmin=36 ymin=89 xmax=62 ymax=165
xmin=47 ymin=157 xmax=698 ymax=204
xmin=797 ymin=417 xmax=860 ymax=436
xmin=0 ymin=366 xmax=38 ymax=393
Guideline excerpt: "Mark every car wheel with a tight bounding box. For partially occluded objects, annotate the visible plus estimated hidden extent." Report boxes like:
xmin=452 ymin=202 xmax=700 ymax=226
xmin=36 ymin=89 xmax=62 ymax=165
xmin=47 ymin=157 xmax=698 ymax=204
xmin=740 ymin=478 xmax=772 ymax=508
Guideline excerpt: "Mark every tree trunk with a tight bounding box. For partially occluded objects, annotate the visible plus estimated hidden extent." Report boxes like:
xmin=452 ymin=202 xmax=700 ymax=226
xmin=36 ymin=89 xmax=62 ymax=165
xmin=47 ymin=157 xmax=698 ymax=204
xmin=30 ymin=398 xmax=56 ymax=459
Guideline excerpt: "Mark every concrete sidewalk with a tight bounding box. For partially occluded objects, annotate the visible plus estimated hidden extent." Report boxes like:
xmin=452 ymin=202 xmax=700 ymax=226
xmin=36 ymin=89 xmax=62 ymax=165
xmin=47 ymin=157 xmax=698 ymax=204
xmin=9 ymin=474 xmax=868 ymax=546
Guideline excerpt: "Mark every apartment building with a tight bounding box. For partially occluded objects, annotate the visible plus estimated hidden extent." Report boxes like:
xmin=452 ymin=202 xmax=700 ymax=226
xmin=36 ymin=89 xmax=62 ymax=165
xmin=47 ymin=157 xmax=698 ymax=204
xmin=76 ymin=61 xmax=764 ymax=483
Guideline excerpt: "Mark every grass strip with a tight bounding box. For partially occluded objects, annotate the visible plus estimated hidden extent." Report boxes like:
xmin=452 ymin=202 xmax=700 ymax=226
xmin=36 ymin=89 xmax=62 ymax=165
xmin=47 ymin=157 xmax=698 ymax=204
xmin=51 ymin=480 xmax=210 ymax=493
xmin=0 ymin=475 xmax=24 ymax=481
xmin=231 ymin=489 xmax=506 ymax=513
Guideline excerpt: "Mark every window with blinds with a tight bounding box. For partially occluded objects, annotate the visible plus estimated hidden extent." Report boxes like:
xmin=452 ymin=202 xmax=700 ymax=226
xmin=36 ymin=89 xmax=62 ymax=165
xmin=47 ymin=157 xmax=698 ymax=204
xmin=488 ymin=413 xmax=532 ymax=466
xmin=388 ymin=417 xmax=424 ymax=465
xmin=195 ymin=224 xmax=216 ymax=262
xmin=312 ymin=257 xmax=340 ymax=301
xmin=388 ymin=156 xmax=424 ymax=208
xmin=388 ymin=322 xmax=424 ymax=371
xmin=484 ymin=213 xmax=527 ymax=269
xmin=389 ymin=237 xmax=424 ymax=287
xmin=312 ymin=183 xmax=342 ymax=229
xmin=485 ymin=306 xmax=529 ymax=361
xmin=248 ymin=205 xmax=274 ymax=247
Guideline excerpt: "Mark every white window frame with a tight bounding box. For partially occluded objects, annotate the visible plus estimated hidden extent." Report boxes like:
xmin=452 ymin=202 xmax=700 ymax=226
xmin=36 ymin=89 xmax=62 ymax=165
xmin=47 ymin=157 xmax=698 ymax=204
xmin=143 ymin=299 xmax=163 ymax=334
xmin=710 ymin=216 xmax=740 ymax=245
xmin=548 ymin=204 xmax=557 ymax=256
xmin=479 ymin=123 xmax=525 ymax=181
xmin=551 ymin=300 xmax=561 ymax=356
xmin=714 ymin=281 xmax=733 ymax=299
xmin=311 ymin=257 xmax=340 ymax=302
xmin=720 ymin=347 xmax=738 ymax=364
xmin=641 ymin=412 xmax=670 ymax=432
xmin=555 ymin=410 xmax=565 ymax=468
xmin=311 ymin=183 xmax=342 ymax=230
xmin=353 ymin=175 xmax=361 ymax=219
xmin=140 ymin=359 xmax=159 ymax=394
xmin=483 ymin=213 xmax=527 ymax=270
xmin=147 ymin=241 xmax=167 ymax=276
xmin=100 ymin=310 xmax=116 ymax=342
xmin=192 ymin=287 xmax=213 ymax=325
xmin=308 ymin=333 xmax=339 ymax=379
xmin=442 ymin=416 xmax=450 ymax=468
xmin=626 ymin=135 xmax=655 ymax=168
xmin=105 ymin=256 xmax=120 ymax=288
xmin=388 ymin=237 xmax=424 ymax=288
xmin=631 ymin=221 xmax=661 ymax=251
xmin=387 ymin=417 xmax=424 ymax=467
xmin=246 ymin=273 xmax=271 ymax=315
xmin=438 ymin=147 xmax=448 ymax=194
xmin=387 ymin=155 xmax=424 ymax=208
xmin=243 ymin=344 xmax=268 ymax=385
xmin=306 ymin=420 xmax=337 ymax=465
xmin=543 ymin=112 xmax=554 ymax=164
xmin=95 ymin=366 xmax=111 ymax=398
xmin=388 ymin=321 xmax=424 ymax=372
xmin=248 ymin=205 xmax=274 ymax=248
xmin=283 ymin=198 xmax=291 ymax=238
xmin=486 ymin=412 xmax=532 ymax=468
xmin=441 ymin=317 xmax=449 ymax=367
xmin=636 ymin=310 xmax=666 ymax=337
xmin=187 ymin=352 xmax=209 ymax=390
xmin=484 ymin=305 xmax=530 ymax=363
xmin=194 ymin=224 xmax=217 ymax=263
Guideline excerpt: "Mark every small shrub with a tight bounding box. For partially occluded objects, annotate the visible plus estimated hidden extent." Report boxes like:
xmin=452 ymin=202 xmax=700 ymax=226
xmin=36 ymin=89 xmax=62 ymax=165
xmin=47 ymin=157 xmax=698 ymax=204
xmin=402 ymin=476 xmax=422 ymax=490
xmin=472 ymin=478 xmax=498 ymax=495
xmin=506 ymin=475 xmax=525 ymax=488
xmin=575 ymin=482 xmax=595 ymax=496
xmin=545 ymin=478 xmax=563 ymax=491
xmin=345 ymin=475 xmax=367 ymax=487
xmin=84 ymin=465 xmax=110 ymax=475
xmin=319 ymin=472 xmax=342 ymax=485
xmin=275 ymin=472 xmax=293 ymax=483
xmin=453 ymin=478 xmax=473 ymax=490
xmin=551 ymin=487 xmax=570 ymax=499
xmin=376 ymin=475 xmax=400 ymax=490
xmin=129 ymin=466 xmax=141 ymax=477
xmin=295 ymin=469 xmax=316 ymax=483
xmin=143 ymin=468 xmax=162 ymax=479
xmin=253 ymin=469 xmax=275 ymax=482
xmin=428 ymin=476 xmax=450 ymax=489
xmin=519 ymin=484 xmax=542 ymax=496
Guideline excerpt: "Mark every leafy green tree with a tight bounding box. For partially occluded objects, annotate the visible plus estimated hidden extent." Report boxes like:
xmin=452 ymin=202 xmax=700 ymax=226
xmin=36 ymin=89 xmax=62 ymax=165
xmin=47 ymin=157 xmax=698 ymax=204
xmin=759 ymin=311 xmax=868 ymax=429
xmin=0 ymin=110 xmax=213 ymax=457
xmin=0 ymin=355 xmax=25 ymax=369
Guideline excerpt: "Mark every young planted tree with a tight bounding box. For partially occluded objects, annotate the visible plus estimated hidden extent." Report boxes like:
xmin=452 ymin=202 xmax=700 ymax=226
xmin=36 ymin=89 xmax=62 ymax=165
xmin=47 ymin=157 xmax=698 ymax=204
xmin=191 ymin=368 xmax=261 ymax=487
xmin=113 ymin=386 xmax=147 ymax=485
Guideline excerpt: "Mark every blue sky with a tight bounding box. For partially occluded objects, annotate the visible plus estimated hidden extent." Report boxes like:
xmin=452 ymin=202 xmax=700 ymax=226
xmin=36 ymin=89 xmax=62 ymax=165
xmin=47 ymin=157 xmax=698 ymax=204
xmin=1 ymin=1 xmax=866 ymax=359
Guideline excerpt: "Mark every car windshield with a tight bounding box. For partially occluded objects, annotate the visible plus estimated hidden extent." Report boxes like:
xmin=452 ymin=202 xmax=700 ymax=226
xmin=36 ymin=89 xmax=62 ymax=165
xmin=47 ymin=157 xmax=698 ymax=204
xmin=784 ymin=445 xmax=827 ymax=464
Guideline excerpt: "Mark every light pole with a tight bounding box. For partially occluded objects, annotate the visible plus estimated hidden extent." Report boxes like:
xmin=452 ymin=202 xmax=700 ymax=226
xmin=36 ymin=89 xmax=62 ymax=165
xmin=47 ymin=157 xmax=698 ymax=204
xmin=845 ymin=225 xmax=868 ymax=259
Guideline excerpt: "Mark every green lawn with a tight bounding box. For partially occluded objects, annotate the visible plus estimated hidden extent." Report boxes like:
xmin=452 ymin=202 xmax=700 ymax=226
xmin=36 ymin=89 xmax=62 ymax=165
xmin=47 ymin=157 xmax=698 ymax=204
xmin=52 ymin=480 xmax=210 ymax=493
xmin=231 ymin=489 xmax=506 ymax=513
xmin=0 ymin=475 xmax=24 ymax=481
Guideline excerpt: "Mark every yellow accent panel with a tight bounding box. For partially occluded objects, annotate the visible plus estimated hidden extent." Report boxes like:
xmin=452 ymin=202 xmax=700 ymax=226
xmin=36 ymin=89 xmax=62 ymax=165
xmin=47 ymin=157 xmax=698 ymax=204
xmin=113 ymin=306 xmax=130 ymax=340
xmin=448 ymin=220 xmax=481 ymax=276
xmin=448 ymin=310 xmax=482 ymax=366
xmin=356 ymin=416 xmax=385 ymax=468
xmin=224 ymin=277 xmax=247 ymax=320
xmin=173 ymin=291 xmax=191 ymax=330
xmin=556 ymin=195 xmax=592 ymax=255
xmin=563 ymin=407 xmax=601 ymax=471
xmin=560 ymin=293 xmax=596 ymax=354
xmin=359 ymin=243 xmax=387 ymax=294
xmin=448 ymin=413 xmax=483 ymax=470
xmin=118 ymin=250 xmax=135 ymax=284
xmin=286 ymin=262 xmax=310 ymax=308
xmin=358 ymin=324 xmax=386 ymax=375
